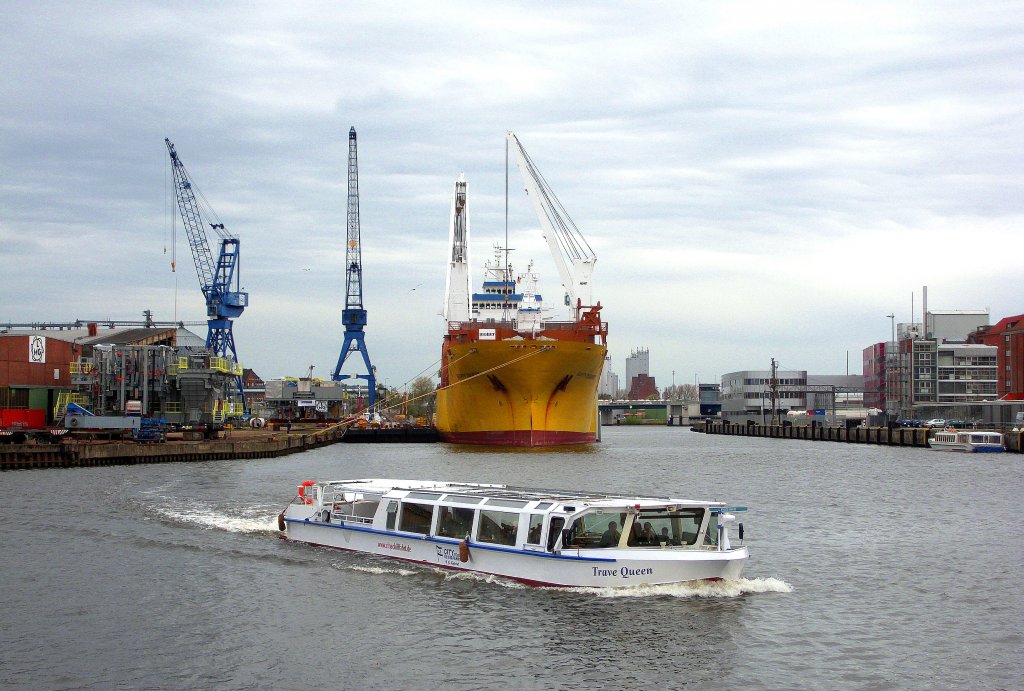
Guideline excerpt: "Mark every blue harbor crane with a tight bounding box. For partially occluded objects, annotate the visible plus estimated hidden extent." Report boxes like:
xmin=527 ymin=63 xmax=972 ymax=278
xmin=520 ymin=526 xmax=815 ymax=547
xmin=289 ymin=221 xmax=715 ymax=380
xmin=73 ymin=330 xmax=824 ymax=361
xmin=165 ymin=138 xmax=248 ymax=407
xmin=332 ymin=127 xmax=376 ymax=410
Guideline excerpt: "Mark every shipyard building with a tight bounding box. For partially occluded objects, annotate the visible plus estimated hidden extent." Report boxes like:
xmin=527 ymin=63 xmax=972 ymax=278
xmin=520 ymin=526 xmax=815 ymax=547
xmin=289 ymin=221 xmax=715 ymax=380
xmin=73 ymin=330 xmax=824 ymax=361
xmin=0 ymin=322 xmax=249 ymax=433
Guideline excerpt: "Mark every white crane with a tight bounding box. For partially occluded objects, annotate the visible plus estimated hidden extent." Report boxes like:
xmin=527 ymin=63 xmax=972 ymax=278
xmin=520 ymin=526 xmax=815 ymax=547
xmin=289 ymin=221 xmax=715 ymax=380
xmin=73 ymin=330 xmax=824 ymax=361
xmin=443 ymin=173 xmax=472 ymax=324
xmin=506 ymin=131 xmax=597 ymax=318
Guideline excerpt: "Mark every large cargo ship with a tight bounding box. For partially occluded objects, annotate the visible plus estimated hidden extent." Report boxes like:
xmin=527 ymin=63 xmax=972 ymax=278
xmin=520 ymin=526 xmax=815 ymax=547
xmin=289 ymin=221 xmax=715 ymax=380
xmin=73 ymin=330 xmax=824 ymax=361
xmin=435 ymin=133 xmax=608 ymax=446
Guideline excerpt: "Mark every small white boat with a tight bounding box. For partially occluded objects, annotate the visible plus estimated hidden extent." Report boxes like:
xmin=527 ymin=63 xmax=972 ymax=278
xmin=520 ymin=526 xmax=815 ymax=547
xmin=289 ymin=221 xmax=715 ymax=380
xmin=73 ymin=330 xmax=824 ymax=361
xmin=928 ymin=430 xmax=1005 ymax=453
xmin=278 ymin=479 xmax=749 ymax=587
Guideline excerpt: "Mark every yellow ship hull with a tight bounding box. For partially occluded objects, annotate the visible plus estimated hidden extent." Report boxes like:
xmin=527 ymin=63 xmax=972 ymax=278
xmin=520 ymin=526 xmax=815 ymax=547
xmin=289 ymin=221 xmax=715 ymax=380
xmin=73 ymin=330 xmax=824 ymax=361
xmin=435 ymin=338 xmax=607 ymax=446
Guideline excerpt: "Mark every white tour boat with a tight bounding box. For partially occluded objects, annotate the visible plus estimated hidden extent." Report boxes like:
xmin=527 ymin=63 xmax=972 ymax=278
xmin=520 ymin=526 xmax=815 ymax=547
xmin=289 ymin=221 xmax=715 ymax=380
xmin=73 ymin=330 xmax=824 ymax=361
xmin=278 ymin=479 xmax=749 ymax=587
xmin=928 ymin=430 xmax=1005 ymax=453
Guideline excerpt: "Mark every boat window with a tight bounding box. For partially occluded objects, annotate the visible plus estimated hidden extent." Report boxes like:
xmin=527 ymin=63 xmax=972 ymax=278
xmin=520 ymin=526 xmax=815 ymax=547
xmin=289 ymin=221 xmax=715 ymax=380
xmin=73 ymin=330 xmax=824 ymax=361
xmin=477 ymin=509 xmax=518 ymax=546
xmin=564 ymin=511 xmax=627 ymax=548
xmin=533 ymin=502 xmax=553 ymax=510
xmin=444 ymin=495 xmax=485 ymax=505
xmin=398 ymin=502 xmax=434 ymax=534
xmin=406 ymin=492 xmax=442 ymax=501
xmin=526 ymin=514 xmax=544 ymax=545
xmin=436 ymin=506 xmax=475 ymax=539
xmin=385 ymin=500 xmax=398 ymax=530
xmin=484 ymin=498 xmax=528 ymax=509
xmin=548 ymin=516 xmax=565 ymax=551
xmin=703 ymin=512 xmax=719 ymax=547
xmin=626 ymin=509 xmax=706 ymax=546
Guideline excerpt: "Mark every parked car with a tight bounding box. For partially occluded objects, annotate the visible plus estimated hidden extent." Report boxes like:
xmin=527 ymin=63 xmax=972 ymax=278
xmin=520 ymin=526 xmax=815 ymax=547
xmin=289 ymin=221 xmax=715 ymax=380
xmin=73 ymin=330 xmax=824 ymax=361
xmin=924 ymin=418 xmax=948 ymax=428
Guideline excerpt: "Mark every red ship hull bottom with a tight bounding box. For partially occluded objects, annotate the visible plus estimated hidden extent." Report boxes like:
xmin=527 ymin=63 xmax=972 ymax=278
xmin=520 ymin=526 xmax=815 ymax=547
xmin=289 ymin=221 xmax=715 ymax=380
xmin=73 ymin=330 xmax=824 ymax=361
xmin=438 ymin=429 xmax=597 ymax=447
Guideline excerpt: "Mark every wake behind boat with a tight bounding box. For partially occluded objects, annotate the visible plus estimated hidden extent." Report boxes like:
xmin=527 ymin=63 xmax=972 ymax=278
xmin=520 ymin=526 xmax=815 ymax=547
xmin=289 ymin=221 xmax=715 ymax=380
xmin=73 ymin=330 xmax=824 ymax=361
xmin=278 ymin=479 xmax=749 ymax=588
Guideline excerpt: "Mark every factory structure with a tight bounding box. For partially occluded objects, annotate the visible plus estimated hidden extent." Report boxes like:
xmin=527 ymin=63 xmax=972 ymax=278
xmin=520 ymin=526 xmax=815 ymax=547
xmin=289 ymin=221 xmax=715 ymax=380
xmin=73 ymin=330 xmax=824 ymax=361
xmin=0 ymin=321 xmax=243 ymax=436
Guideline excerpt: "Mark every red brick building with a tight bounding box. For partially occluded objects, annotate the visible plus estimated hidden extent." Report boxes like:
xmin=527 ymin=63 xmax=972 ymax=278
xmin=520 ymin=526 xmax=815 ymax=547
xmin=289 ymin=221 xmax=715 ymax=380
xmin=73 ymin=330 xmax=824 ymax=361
xmin=969 ymin=314 xmax=1024 ymax=400
xmin=862 ymin=342 xmax=887 ymax=410
xmin=242 ymin=368 xmax=266 ymax=404
xmin=627 ymin=373 xmax=659 ymax=400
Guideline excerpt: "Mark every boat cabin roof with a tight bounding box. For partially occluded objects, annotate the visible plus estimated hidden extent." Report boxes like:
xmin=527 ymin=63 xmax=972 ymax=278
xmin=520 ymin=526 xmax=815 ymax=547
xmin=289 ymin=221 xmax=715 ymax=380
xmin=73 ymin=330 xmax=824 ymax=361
xmin=319 ymin=478 xmax=724 ymax=510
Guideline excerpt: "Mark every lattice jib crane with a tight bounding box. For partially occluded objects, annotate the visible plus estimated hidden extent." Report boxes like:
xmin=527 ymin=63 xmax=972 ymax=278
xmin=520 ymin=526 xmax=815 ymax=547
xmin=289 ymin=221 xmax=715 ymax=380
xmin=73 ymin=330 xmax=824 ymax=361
xmin=332 ymin=127 xmax=376 ymax=410
xmin=165 ymin=138 xmax=248 ymax=407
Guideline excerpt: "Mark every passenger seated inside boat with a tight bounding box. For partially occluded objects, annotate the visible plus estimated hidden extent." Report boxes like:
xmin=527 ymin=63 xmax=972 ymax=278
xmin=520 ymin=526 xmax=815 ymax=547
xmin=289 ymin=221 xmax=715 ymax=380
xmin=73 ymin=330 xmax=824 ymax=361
xmin=564 ymin=512 xmax=626 ymax=548
xmin=640 ymin=522 xmax=659 ymax=545
xmin=599 ymin=521 xmax=621 ymax=547
xmin=436 ymin=505 xmax=474 ymax=539
xmin=660 ymin=527 xmax=679 ymax=546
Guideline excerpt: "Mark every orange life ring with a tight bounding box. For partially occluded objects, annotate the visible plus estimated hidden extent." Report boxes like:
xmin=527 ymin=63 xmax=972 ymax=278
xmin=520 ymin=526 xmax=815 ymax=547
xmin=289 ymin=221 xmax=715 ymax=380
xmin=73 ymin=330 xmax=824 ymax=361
xmin=298 ymin=480 xmax=316 ymax=504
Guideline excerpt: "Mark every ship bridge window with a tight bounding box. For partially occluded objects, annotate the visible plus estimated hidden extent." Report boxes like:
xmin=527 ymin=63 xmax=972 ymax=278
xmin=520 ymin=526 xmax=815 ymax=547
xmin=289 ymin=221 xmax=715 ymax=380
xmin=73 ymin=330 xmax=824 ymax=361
xmin=477 ymin=509 xmax=518 ymax=546
xmin=436 ymin=506 xmax=475 ymax=539
xmin=406 ymin=492 xmax=442 ymax=501
xmin=398 ymin=502 xmax=434 ymax=535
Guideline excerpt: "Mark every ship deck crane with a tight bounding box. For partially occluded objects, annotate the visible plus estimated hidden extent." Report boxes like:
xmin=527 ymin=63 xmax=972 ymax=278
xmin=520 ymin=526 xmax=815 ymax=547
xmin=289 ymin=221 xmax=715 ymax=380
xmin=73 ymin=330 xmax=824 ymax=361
xmin=165 ymin=138 xmax=248 ymax=408
xmin=443 ymin=173 xmax=471 ymax=324
xmin=332 ymin=127 xmax=377 ymax=410
xmin=506 ymin=131 xmax=597 ymax=319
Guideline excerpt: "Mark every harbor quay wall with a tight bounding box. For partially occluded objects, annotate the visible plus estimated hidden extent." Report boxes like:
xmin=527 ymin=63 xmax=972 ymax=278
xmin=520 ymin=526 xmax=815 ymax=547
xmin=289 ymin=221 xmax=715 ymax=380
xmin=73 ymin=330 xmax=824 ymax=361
xmin=702 ymin=421 xmax=1024 ymax=453
xmin=0 ymin=426 xmax=346 ymax=471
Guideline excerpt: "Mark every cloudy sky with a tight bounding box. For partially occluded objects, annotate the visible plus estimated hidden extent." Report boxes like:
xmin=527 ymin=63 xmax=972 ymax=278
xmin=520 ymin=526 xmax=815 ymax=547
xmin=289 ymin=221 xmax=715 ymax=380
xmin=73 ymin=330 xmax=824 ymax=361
xmin=2 ymin=1 xmax=1022 ymax=390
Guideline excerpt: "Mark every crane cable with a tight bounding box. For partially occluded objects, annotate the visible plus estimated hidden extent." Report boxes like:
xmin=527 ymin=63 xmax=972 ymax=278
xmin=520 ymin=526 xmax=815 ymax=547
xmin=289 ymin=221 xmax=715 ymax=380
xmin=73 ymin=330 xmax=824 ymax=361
xmin=372 ymin=345 xmax=496 ymax=414
xmin=434 ymin=345 xmax=552 ymax=395
xmin=326 ymin=345 xmax=553 ymax=429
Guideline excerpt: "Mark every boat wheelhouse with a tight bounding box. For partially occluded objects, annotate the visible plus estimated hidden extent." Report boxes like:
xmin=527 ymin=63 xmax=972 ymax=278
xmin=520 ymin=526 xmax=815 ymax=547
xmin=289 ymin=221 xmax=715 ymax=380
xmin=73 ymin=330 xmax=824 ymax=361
xmin=279 ymin=479 xmax=748 ymax=587
xmin=928 ymin=430 xmax=1005 ymax=453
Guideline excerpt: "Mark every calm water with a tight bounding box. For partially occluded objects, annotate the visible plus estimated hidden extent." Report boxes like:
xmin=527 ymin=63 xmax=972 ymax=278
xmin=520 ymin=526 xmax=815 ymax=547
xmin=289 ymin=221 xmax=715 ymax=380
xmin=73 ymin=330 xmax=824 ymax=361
xmin=1 ymin=426 xmax=1021 ymax=689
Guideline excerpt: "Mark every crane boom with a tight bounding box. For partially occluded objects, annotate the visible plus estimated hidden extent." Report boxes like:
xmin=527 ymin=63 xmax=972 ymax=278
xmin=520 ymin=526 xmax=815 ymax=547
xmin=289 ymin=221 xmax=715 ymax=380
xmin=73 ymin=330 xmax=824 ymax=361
xmin=506 ymin=131 xmax=596 ymax=318
xmin=443 ymin=173 xmax=471 ymax=323
xmin=165 ymin=138 xmax=248 ymax=407
xmin=332 ymin=127 xmax=376 ymax=410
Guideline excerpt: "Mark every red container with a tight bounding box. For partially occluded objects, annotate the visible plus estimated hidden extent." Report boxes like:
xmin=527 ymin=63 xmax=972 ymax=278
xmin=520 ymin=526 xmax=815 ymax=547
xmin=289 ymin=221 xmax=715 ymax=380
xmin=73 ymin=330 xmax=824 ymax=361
xmin=0 ymin=408 xmax=46 ymax=429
